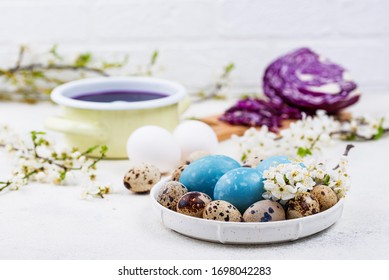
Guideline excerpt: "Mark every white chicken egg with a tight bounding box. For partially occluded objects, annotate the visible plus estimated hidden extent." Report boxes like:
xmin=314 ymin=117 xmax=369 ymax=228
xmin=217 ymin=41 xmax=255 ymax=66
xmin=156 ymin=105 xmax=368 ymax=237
xmin=173 ymin=120 xmax=218 ymax=161
xmin=126 ymin=126 xmax=181 ymax=173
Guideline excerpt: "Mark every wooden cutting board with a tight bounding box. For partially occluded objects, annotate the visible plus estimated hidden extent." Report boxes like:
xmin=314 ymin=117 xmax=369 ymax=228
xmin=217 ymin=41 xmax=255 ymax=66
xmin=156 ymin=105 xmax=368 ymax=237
xmin=200 ymin=115 xmax=293 ymax=141
xmin=201 ymin=112 xmax=351 ymax=142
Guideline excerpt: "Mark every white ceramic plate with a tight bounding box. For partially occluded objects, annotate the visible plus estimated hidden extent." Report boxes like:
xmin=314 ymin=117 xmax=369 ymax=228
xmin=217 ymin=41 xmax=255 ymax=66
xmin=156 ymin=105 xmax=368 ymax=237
xmin=150 ymin=178 xmax=345 ymax=244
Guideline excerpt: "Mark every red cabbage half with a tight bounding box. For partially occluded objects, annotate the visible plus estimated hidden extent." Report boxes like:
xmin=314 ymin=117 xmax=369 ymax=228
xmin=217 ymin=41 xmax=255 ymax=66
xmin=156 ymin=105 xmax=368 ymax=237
xmin=220 ymin=98 xmax=302 ymax=132
xmin=263 ymin=47 xmax=360 ymax=113
xmin=220 ymin=48 xmax=361 ymax=131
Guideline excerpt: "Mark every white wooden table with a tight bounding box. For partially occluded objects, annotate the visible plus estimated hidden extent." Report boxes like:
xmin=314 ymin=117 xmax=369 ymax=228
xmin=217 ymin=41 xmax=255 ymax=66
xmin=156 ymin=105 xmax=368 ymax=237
xmin=0 ymin=94 xmax=388 ymax=259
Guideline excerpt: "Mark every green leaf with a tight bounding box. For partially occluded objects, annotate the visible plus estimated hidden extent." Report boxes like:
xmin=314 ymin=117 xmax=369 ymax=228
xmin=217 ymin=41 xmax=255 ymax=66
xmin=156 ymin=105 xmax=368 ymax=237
xmin=239 ymin=93 xmax=259 ymax=100
xmin=323 ymin=174 xmax=331 ymax=186
xmin=186 ymin=116 xmax=200 ymax=121
xmin=283 ymin=174 xmax=290 ymax=184
xmin=240 ymin=94 xmax=250 ymax=100
xmin=373 ymin=126 xmax=384 ymax=140
xmin=297 ymin=147 xmax=312 ymax=157
xmin=345 ymin=133 xmax=357 ymax=141
xmin=241 ymin=153 xmax=247 ymax=162
xmin=49 ymin=44 xmax=58 ymax=54
xmin=100 ymin=145 xmax=108 ymax=155
xmin=150 ymin=50 xmax=159 ymax=65
xmin=102 ymin=55 xmax=129 ymax=69
xmin=225 ymin=63 xmax=235 ymax=74
xmin=196 ymin=91 xmax=206 ymax=98
xmin=373 ymin=118 xmax=385 ymax=140
xmin=49 ymin=44 xmax=63 ymax=60
xmin=36 ymin=138 xmax=46 ymax=146
xmin=59 ymin=171 xmax=66 ymax=181
xmin=213 ymin=94 xmax=226 ymax=100
xmin=32 ymin=71 xmax=45 ymax=78
xmin=82 ymin=145 xmax=99 ymax=155
xmin=74 ymin=53 xmax=92 ymax=67
xmin=31 ymin=131 xmax=46 ymax=141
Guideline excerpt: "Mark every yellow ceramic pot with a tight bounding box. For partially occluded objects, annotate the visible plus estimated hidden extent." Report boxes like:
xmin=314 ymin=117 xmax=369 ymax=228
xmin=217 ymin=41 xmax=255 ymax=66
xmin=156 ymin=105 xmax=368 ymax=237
xmin=45 ymin=77 xmax=189 ymax=159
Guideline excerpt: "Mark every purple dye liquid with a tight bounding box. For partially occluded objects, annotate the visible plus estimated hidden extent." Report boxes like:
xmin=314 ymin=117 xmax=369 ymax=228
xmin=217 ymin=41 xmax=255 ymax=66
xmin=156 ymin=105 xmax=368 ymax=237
xmin=72 ymin=90 xmax=167 ymax=103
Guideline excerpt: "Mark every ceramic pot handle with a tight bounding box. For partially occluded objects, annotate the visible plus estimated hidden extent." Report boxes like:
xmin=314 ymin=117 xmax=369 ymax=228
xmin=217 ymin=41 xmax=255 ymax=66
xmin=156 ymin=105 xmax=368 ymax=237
xmin=44 ymin=116 xmax=107 ymax=140
xmin=177 ymin=95 xmax=191 ymax=115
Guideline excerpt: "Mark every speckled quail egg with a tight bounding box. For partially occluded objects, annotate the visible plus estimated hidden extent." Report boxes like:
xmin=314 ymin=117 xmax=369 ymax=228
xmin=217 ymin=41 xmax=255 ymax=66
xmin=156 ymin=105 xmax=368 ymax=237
xmin=310 ymin=185 xmax=338 ymax=211
xmin=176 ymin=191 xmax=212 ymax=218
xmin=242 ymin=156 xmax=263 ymax=168
xmin=171 ymin=164 xmax=188 ymax=181
xmin=123 ymin=163 xmax=161 ymax=193
xmin=287 ymin=192 xmax=320 ymax=219
xmin=186 ymin=150 xmax=210 ymax=164
xmin=157 ymin=181 xmax=188 ymax=211
xmin=243 ymin=200 xmax=285 ymax=222
xmin=203 ymin=200 xmax=243 ymax=222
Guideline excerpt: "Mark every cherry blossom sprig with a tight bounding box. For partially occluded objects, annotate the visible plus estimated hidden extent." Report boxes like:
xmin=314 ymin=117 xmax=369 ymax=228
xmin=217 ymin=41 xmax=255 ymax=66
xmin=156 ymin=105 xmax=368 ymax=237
xmin=0 ymin=125 xmax=110 ymax=198
xmin=0 ymin=45 xmax=159 ymax=103
xmin=194 ymin=63 xmax=235 ymax=102
xmin=303 ymin=145 xmax=353 ymax=200
xmin=262 ymin=163 xmax=315 ymax=202
xmin=332 ymin=115 xmax=388 ymax=141
xmin=262 ymin=145 xmax=354 ymax=204
xmin=235 ymin=111 xmax=387 ymax=162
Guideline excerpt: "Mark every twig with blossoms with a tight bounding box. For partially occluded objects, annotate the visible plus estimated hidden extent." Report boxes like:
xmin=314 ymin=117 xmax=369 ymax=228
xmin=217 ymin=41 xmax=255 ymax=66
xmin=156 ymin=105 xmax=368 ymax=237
xmin=235 ymin=111 xmax=387 ymax=161
xmin=194 ymin=63 xmax=235 ymax=102
xmin=331 ymin=116 xmax=388 ymax=141
xmin=262 ymin=145 xmax=354 ymax=204
xmin=0 ymin=45 xmax=160 ymax=103
xmin=0 ymin=125 xmax=110 ymax=198
xmin=262 ymin=163 xmax=316 ymax=202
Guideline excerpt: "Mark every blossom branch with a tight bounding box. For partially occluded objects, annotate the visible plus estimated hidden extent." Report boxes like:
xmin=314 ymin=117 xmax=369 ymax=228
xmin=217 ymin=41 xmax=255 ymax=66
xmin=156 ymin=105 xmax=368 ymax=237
xmin=235 ymin=111 xmax=386 ymax=161
xmin=330 ymin=128 xmax=389 ymax=141
xmin=14 ymin=45 xmax=26 ymax=70
xmin=194 ymin=63 xmax=235 ymax=102
xmin=333 ymin=144 xmax=354 ymax=170
xmin=342 ymin=144 xmax=355 ymax=157
xmin=0 ymin=45 xmax=159 ymax=102
xmin=8 ymin=63 xmax=109 ymax=77
xmin=0 ymin=128 xmax=109 ymax=196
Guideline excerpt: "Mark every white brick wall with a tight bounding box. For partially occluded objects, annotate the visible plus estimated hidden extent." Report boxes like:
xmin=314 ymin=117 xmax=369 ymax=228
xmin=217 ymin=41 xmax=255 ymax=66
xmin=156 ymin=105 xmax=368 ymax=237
xmin=0 ymin=0 xmax=388 ymax=94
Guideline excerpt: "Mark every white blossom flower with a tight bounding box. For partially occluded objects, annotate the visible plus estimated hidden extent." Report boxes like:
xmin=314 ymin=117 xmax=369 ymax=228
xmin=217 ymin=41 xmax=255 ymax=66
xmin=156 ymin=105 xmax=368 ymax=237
xmin=263 ymin=163 xmax=315 ymax=202
xmin=332 ymin=174 xmax=350 ymax=199
xmin=8 ymin=174 xmax=27 ymax=190
xmin=304 ymin=156 xmax=351 ymax=200
xmin=78 ymin=156 xmax=86 ymax=164
xmin=81 ymin=183 xmax=111 ymax=200
xmin=234 ymin=111 xmax=386 ymax=161
xmin=1 ymin=125 xmax=110 ymax=198
xmin=355 ymin=115 xmax=382 ymax=138
xmin=5 ymin=144 xmax=14 ymax=152
xmin=71 ymin=151 xmax=82 ymax=159
xmin=235 ymin=111 xmax=342 ymax=160
xmin=34 ymin=172 xmax=47 ymax=182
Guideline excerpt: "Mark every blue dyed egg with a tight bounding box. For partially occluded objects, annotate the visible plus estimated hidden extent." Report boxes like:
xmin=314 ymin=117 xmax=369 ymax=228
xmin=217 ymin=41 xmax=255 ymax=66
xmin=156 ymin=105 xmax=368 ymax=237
xmin=213 ymin=168 xmax=264 ymax=213
xmin=179 ymin=155 xmax=240 ymax=198
xmin=256 ymin=155 xmax=291 ymax=174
